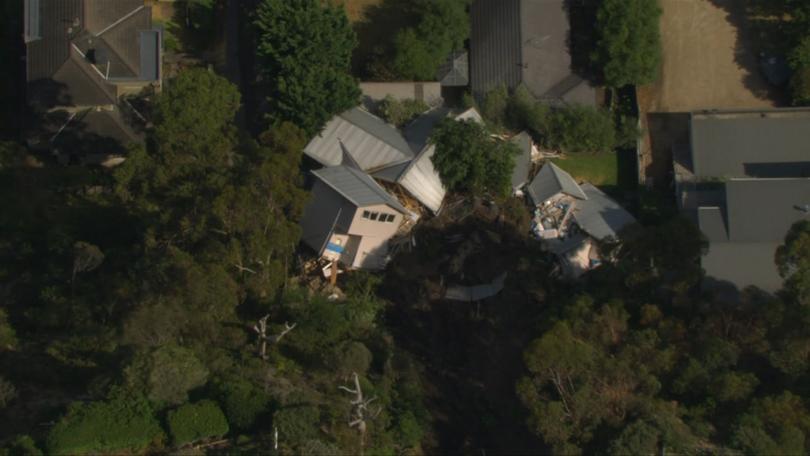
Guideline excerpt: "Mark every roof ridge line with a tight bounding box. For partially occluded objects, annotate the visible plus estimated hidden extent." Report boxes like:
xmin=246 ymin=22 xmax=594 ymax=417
xmin=94 ymin=5 xmax=145 ymax=37
xmin=341 ymin=109 xmax=413 ymax=157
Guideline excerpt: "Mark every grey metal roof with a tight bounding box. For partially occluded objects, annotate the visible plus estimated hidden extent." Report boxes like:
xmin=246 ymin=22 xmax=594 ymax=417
xmin=444 ymin=273 xmax=507 ymax=301
xmin=403 ymin=107 xmax=451 ymax=154
xmin=527 ymin=162 xmax=587 ymax=206
xmin=690 ymin=110 xmax=810 ymax=178
xmin=724 ymin=178 xmax=810 ymax=242
xmin=510 ymin=131 xmax=532 ymax=189
xmin=305 ymin=108 xmax=413 ymax=171
xmin=573 ymin=183 xmax=636 ymax=240
xmin=398 ymin=144 xmax=447 ymax=213
xmin=470 ymin=0 xmax=595 ymax=105
xmin=312 ymin=166 xmax=407 ymax=214
xmin=437 ymin=51 xmax=470 ymax=87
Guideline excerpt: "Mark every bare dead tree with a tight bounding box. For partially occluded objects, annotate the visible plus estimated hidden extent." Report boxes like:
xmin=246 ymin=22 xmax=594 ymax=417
xmin=252 ymin=315 xmax=296 ymax=360
xmin=339 ymin=372 xmax=382 ymax=453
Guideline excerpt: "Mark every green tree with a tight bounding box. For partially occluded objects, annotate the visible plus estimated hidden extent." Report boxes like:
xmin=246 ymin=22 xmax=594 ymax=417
xmin=390 ymin=0 xmax=471 ymax=81
xmin=732 ymin=392 xmax=810 ymax=455
xmin=46 ymin=395 xmax=163 ymax=455
xmin=123 ymin=344 xmax=209 ymax=406
xmin=0 ymin=435 xmax=43 ymax=456
xmin=0 ymin=376 xmax=16 ymax=408
xmin=430 ymin=119 xmax=517 ymax=197
xmin=255 ymin=0 xmax=360 ymax=134
xmin=0 ymin=308 xmax=17 ymax=350
xmin=212 ymin=377 xmax=272 ymax=431
xmin=776 ymin=220 xmax=810 ymax=305
xmin=593 ymin=0 xmax=662 ymax=87
xmin=167 ymin=400 xmax=229 ymax=446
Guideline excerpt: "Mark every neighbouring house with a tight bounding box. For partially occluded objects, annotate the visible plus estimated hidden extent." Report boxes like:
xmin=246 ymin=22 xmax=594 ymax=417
xmin=469 ymin=0 xmax=595 ymax=106
xmin=300 ymin=106 xmax=484 ymax=270
xmin=24 ymin=0 xmax=162 ymax=164
xmin=527 ymin=162 xmax=636 ymax=277
xmin=674 ymin=108 xmax=810 ymax=296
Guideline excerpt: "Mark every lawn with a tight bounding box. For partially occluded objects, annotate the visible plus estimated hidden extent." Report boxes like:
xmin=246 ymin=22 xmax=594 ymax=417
xmin=552 ymin=153 xmax=618 ymax=187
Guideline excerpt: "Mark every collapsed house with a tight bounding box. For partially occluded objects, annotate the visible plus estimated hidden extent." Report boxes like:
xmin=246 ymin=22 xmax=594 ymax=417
xmin=300 ymin=106 xmax=483 ymax=270
xmin=526 ymin=162 xmax=636 ymax=277
xmin=24 ymin=0 xmax=162 ymax=165
xmin=674 ymin=108 xmax=810 ymax=296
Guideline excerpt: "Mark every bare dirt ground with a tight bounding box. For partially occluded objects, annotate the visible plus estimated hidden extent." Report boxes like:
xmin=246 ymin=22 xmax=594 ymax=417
xmin=334 ymin=0 xmax=383 ymax=22
xmin=637 ymin=0 xmax=783 ymax=188
xmin=646 ymin=0 xmax=778 ymax=112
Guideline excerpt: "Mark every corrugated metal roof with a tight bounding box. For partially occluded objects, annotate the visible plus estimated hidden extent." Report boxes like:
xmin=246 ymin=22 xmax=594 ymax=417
xmin=313 ymin=166 xmax=407 ymax=213
xmin=445 ymin=273 xmax=507 ymax=301
xmin=305 ymin=108 xmax=413 ymax=171
xmin=404 ymin=107 xmax=451 ymax=153
xmin=702 ymin=242 xmax=784 ymax=294
xmin=138 ymin=30 xmax=160 ymax=80
xmin=510 ymin=131 xmax=532 ymax=189
xmin=398 ymin=144 xmax=447 ymax=213
xmin=527 ymin=162 xmax=587 ymax=205
xmin=690 ymin=110 xmax=810 ymax=178
xmin=470 ymin=0 xmax=522 ymax=95
xmin=573 ymin=183 xmax=636 ymax=240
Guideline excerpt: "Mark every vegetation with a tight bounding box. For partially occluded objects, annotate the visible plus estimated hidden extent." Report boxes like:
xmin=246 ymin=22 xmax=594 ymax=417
xmin=377 ymin=96 xmax=429 ymax=127
xmin=254 ymin=0 xmax=360 ymax=134
xmin=45 ymin=395 xmax=163 ymax=455
xmin=593 ymin=0 xmax=663 ymax=87
xmin=167 ymin=400 xmax=229 ymax=446
xmin=430 ymin=118 xmax=518 ymax=197
xmin=479 ymin=85 xmax=640 ymax=154
xmin=389 ymin=0 xmax=471 ymax=81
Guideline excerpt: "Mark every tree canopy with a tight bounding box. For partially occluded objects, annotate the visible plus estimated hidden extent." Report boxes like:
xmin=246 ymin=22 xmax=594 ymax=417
xmin=593 ymin=0 xmax=662 ymax=87
xmin=254 ymin=0 xmax=360 ymax=134
xmin=430 ymin=119 xmax=518 ymax=197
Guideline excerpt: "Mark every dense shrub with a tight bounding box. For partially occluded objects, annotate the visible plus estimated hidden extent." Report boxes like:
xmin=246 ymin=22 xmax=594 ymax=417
xmin=326 ymin=341 xmax=373 ymax=377
xmin=378 ymin=96 xmax=429 ymax=127
xmin=123 ymin=344 xmax=209 ymax=406
xmin=46 ymin=395 xmax=163 ymax=455
xmin=0 ymin=376 xmax=16 ymax=408
xmin=790 ymin=67 xmax=810 ymax=106
xmin=167 ymin=400 xmax=230 ymax=446
xmin=0 ymin=435 xmax=43 ymax=456
xmin=213 ymin=378 xmax=272 ymax=431
xmin=546 ymin=105 xmax=617 ymax=154
xmin=273 ymin=405 xmax=321 ymax=444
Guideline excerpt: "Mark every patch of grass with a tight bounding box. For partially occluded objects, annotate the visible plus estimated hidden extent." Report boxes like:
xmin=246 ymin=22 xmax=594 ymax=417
xmin=551 ymin=153 xmax=618 ymax=187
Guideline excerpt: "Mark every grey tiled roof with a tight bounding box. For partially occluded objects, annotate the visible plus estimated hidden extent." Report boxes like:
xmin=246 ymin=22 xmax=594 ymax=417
xmin=313 ymin=166 xmax=408 ymax=214
xmin=527 ymin=162 xmax=587 ymax=206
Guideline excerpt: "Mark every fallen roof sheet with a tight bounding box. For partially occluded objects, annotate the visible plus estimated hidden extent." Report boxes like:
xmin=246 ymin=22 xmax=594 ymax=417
xmin=510 ymin=131 xmax=532 ymax=189
xmin=445 ymin=273 xmax=507 ymax=301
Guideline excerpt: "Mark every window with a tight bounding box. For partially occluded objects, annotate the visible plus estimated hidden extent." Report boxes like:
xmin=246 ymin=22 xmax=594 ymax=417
xmin=384 ymin=214 xmax=396 ymax=223
xmin=370 ymin=212 xmax=379 ymax=221
xmin=362 ymin=210 xmax=371 ymax=219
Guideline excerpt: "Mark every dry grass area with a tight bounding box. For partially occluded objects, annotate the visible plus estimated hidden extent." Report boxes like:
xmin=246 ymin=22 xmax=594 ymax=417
xmin=333 ymin=0 xmax=383 ymax=22
xmin=644 ymin=0 xmax=777 ymax=112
